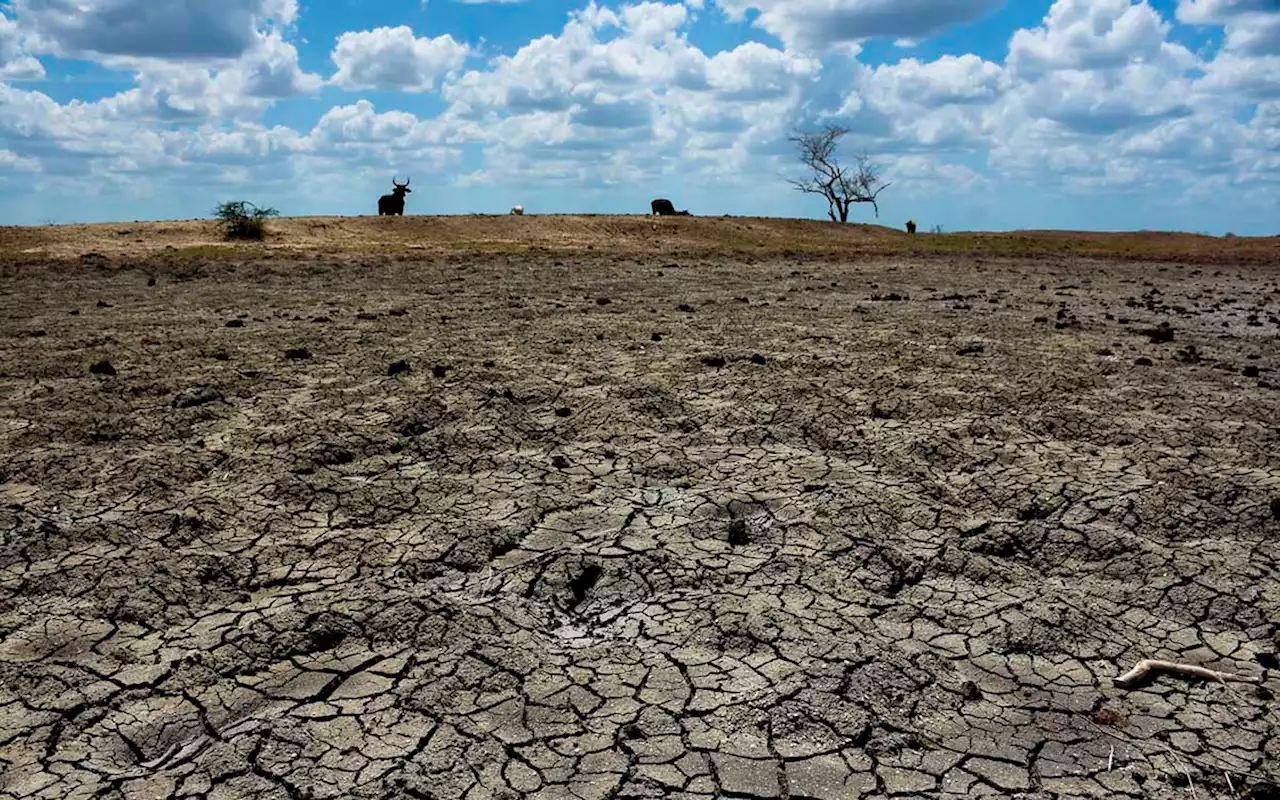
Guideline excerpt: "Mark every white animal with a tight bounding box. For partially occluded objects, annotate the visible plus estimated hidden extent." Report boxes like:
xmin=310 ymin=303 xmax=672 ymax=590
xmin=510 ymin=205 xmax=524 ymax=215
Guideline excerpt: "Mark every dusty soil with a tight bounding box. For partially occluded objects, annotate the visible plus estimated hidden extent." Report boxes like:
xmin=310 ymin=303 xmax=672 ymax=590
xmin=1 ymin=217 xmax=1279 ymax=799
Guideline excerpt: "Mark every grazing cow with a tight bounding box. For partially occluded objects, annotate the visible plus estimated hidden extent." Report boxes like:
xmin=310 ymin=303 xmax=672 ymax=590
xmin=905 ymin=220 xmax=917 ymax=234
xmin=511 ymin=205 xmax=524 ymax=215
xmin=378 ymin=177 xmax=411 ymax=216
xmin=651 ymin=198 xmax=691 ymax=216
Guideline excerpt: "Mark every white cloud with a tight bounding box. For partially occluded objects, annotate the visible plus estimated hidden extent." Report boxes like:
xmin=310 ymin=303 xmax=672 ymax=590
xmin=1008 ymin=0 xmax=1196 ymax=76
xmin=713 ymin=0 xmax=1006 ymax=51
xmin=330 ymin=26 xmax=471 ymax=92
xmin=1178 ymin=0 xmax=1280 ymax=54
xmin=11 ymin=0 xmax=299 ymax=63
xmin=0 ymin=11 xmax=43 ymax=79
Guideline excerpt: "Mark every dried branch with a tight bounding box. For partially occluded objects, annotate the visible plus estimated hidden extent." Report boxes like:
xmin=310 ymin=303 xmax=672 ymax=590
xmin=1114 ymin=659 xmax=1260 ymax=689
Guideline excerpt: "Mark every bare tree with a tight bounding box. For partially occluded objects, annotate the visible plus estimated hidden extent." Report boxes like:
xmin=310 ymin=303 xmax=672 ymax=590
xmin=787 ymin=124 xmax=891 ymax=222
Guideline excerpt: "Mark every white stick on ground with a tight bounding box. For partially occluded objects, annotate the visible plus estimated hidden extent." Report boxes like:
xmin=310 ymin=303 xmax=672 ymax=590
xmin=1114 ymin=659 xmax=1260 ymax=689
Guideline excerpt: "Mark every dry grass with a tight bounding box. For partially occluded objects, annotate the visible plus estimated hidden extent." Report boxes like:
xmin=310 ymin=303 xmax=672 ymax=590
xmin=1 ymin=213 xmax=1276 ymax=265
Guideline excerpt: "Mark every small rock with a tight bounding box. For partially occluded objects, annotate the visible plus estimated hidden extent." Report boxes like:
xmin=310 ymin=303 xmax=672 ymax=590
xmin=212 ymin=349 xmax=230 ymax=361
xmin=355 ymin=312 xmax=378 ymax=320
xmin=89 ymin=359 xmax=116 ymax=376
xmin=387 ymin=360 xmax=411 ymax=376
xmin=701 ymin=356 xmax=726 ymax=368
xmin=651 ymin=333 xmax=663 ymax=342
xmin=284 ymin=347 xmax=311 ymax=360
xmin=25 ymin=330 xmax=46 ymax=337
xmin=483 ymin=360 xmax=496 ymax=368
xmin=555 ymin=407 xmax=572 ymax=418
xmin=173 ymin=387 xmax=222 ymax=409
xmin=388 ymin=309 xmax=407 ymax=317
xmin=147 ymin=277 xmax=156 ymax=287
xmin=431 ymin=364 xmax=447 ymax=378
xmin=727 ymin=519 xmax=750 ymax=546
xmin=956 ymin=344 xmax=984 ymax=356
xmin=1270 ymin=497 xmax=1280 ymax=520
xmin=596 ymin=297 xmax=612 ymax=306
xmin=225 ymin=319 xmax=245 ymax=328
xmin=1135 ymin=357 xmax=1153 ymax=366
xmin=551 ymin=455 xmax=570 ymax=469
xmin=1243 ymin=365 xmax=1260 ymax=378
xmin=677 ymin=303 xmax=696 ymax=313
xmin=96 ymin=300 xmax=112 ymax=308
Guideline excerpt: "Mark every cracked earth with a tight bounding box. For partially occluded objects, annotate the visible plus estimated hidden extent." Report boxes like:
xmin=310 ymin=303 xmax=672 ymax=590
xmin=1 ymin=251 xmax=1278 ymax=799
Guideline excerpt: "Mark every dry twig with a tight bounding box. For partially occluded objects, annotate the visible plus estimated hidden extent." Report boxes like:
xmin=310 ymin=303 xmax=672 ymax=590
xmin=1114 ymin=659 xmax=1260 ymax=689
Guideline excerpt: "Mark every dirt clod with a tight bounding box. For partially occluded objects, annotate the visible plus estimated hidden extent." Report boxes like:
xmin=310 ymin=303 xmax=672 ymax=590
xmin=284 ymin=347 xmax=311 ymax=359
xmin=88 ymin=359 xmax=116 ymax=375
xmin=173 ymin=386 xmax=223 ymax=408
xmin=388 ymin=360 xmax=411 ymax=376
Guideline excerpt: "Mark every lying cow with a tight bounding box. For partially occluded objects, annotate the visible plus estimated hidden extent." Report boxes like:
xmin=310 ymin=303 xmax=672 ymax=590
xmin=651 ymin=198 xmax=691 ymax=216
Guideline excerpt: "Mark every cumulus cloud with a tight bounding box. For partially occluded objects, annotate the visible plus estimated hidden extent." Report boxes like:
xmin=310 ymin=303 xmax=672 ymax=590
xmin=435 ymin=0 xmax=820 ymax=191
xmin=1008 ymin=0 xmax=1195 ymax=75
xmin=11 ymin=0 xmax=299 ymax=62
xmin=329 ymin=26 xmax=471 ymax=92
xmin=714 ymin=0 xmax=1006 ymax=51
xmin=0 ymin=12 xmax=44 ymax=79
xmin=1178 ymin=0 xmax=1280 ymax=54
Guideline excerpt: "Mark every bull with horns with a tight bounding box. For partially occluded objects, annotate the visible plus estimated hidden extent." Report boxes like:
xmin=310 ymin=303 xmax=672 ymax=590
xmin=378 ymin=177 xmax=412 ymax=216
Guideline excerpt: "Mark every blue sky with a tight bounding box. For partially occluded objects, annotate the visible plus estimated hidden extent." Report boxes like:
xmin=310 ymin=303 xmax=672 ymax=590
xmin=0 ymin=0 xmax=1276 ymax=234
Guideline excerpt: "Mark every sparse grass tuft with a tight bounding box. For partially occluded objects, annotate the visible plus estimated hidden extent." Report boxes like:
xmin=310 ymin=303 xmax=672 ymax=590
xmin=214 ymin=201 xmax=280 ymax=241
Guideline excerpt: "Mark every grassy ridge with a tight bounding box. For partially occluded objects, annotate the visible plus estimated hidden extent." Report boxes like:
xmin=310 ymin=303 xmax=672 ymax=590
xmin=1 ymin=213 xmax=1276 ymax=264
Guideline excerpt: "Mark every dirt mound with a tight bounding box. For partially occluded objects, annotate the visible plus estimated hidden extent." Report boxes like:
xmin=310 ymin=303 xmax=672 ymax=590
xmin=2 ymin=214 xmax=1277 ymax=265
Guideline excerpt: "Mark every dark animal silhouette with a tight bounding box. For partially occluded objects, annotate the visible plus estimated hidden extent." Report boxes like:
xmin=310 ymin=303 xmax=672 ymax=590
xmin=651 ymin=198 xmax=690 ymax=216
xmin=378 ymin=177 xmax=411 ymax=216
xmin=905 ymin=220 xmax=917 ymax=234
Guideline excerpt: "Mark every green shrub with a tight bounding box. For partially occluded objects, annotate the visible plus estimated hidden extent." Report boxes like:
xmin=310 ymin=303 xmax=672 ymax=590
xmin=214 ymin=201 xmax=280 ymax=241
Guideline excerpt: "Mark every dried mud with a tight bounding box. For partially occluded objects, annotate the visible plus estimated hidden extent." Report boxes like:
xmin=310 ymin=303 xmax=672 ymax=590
xmin=1 ymin=251 xmax=1278 ymax=799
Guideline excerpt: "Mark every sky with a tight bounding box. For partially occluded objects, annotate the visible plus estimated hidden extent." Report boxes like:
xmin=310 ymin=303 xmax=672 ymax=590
xmin=0 ymin=0 xmax=1277 ymax=234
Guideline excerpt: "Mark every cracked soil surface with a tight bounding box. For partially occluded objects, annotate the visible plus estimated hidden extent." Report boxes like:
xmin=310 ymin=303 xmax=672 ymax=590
xmin=2 ymin=244 xmax=1279 ymax=799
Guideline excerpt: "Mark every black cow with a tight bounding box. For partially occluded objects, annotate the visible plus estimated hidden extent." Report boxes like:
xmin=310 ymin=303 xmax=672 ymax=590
xmin=905 ymin=220 xmax=917 ymax=234
xmin=378 ymin=177 xmax=411 ymax=216
xmin=651 ymin=198 xmax=691 ymax=216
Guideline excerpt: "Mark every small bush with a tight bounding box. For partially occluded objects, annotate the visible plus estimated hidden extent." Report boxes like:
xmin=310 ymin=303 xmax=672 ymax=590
xmin=214 ymin=201 xmax=280 ymax=241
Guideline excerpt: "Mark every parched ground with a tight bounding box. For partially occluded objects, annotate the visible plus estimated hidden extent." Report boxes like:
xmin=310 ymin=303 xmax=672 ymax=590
xmin=1 ymin=216 xmax=1278 ymax=799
